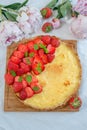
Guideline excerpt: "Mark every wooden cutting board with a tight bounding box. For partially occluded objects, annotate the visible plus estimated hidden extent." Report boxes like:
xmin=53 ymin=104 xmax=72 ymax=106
xmin=4 ymin=39 xmax=79 ymax=112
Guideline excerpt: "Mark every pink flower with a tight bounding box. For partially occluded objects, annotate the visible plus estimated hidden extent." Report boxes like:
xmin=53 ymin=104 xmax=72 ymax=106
xmin=73 ymin=0 xmax=87 ymax=16
xmin=51 ymin=18 xmax=61 ymax=29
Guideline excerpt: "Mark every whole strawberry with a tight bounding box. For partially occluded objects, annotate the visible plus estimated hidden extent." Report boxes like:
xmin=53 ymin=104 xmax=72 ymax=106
xmin=42 ymin=22 xmax=53 ymax=33
xmin=40 ymin=7 xmax=52 ymax=18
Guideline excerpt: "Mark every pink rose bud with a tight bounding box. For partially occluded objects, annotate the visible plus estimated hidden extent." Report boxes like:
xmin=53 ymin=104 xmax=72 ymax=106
xmin=51 ymin=18 xmax=61 ymax=29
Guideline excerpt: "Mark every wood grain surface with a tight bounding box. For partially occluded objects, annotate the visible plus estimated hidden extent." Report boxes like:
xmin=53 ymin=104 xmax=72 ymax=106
xmin=4 ymin=39 xmax=79 ymax=112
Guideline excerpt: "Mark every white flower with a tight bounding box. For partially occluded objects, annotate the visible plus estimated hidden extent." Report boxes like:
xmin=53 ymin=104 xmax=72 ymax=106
xmin=0 ymin=21 xmax=24 ymax=46
xmin=17 ymin=6 xmax=42 ymax=38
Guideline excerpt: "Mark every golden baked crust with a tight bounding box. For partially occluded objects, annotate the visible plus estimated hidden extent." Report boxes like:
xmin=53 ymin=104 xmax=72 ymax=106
xmin=21 ymin=40 xmax=81 ymax=110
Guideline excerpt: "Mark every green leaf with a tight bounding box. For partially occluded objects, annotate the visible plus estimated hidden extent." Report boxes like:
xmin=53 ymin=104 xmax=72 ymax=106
xmin=26 ymin=75 xmax=32 ymax=83
xmin=34 ymin=44 xmax=39 ymax=50
xmin=36 ymin=63 xmax=42 ymax=73
xmin=26 ymin=59 xmax=30 ymax=64
xmin=24 ymin=52 xmax=29 ymax=57
xmin=2 ymin=10 xmax=17 ymax=21
xmin=0 ymin=7 xmax=8 ymax=21
xmin=4 ymin=0 xmax=29 ymax=10
xmin=60 ymin=1 xmax=72 ymax=17
xmin=29 ymin=52 xmax=34 ymax=57
xmin=40 ymin=9 xmax=47 ymax=17
xmin=45 ymin=25 xmax=52 ymax=32
xmin=32 ymin=86 xmax=39 ymax=91
xmin=4 ymin=3 xmax=21 ymax=10
xmin=46 ymin=0 xmax=59 ymax=9
xmin=17 ymin=0 xmax=29 ymax=9
xmin=18 ymin=76 xmax=23 ymax=82
xmin=39 ymin=43 xmax=48 ymax=54
xmin=10 ymin=70 xmax=16 ymax=77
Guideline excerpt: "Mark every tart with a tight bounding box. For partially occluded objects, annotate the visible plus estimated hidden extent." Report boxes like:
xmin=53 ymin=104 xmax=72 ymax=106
xmin=5 ymin=35 xmax=81 ymax=110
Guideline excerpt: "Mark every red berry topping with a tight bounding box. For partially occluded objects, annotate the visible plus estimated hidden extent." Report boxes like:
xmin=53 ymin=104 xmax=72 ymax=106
xmin=42 ymin=22 xmax=53 ymax=33
xmin=25 ymin=87 xmax=34 ymax=98
xmin=10 ymin=56 xmax=21 ymax=64
xmin=13 ymin=50 xmax=24 ymax=59
xmin=47 ymin=44 xmax=55 ymax=54
xmin=41 ymin=35 xmax=51 ymax=45
xmin=13 ymin=82 xmax=23 ymax=93
xmin=47 ymin=54 xmax=55 ymax=63
xmin=51 ymin=37 xmax=60 ymax=47
xmin=40 ymin=7 xmax=52 ymax=18
xmin=5 ymin=73 xmax=14 ymax=85
xmin=18 ymin=44 xmax=28 ymax=53
xmin=8 ymin=60 xmax=19 ymax=72
xmin=19 ymin=89 xmax=27 ymax=100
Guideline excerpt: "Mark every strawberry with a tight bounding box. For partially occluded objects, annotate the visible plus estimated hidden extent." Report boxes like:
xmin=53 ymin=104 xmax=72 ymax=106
xmin=31 ymin=82 xmax=42 ymax=94
xmin=40 ymin=54 xmax=48 ymax=64
xmin=47 ymin=44 xmax=55 ymax=54
xmin=13 ymin=82 xmax=23 ymax=93
xmin=18 ymin=44 xmax=28 ymax=53
xmin=33 ymin=56 xmax=42 ymax=64
xmin=19 ymin=89 xmax=27 ymax=100
xmin=31 ymin=75 xmax=38 ymax=83
xmin=25 ymin=87 xmax=34 ymax=98
xmin=29 ymin=51 xmax=35 ymax=58
xmin=33 ymin=38 xmax=44 ymax=46
xmin=8 ymin=60 xmax=19 ymax=72
xmin=10 ymin=56 xmax=21 ymax=64
xmin=15 ymin=76 xmax=23 ymax=82
xmin=38 ymin=49 xmax=48 ymax=64
xmin=40 ymin=7 xmax=52 ymax=18
xmin=41 ymin=35 xmax=51 ymax=45
xmin=20 ymin=62 xmax=31 ymax=73
xmin=22 ymin=79 xmax=28 ymax=88
xmin=32 ymin=62 xmax=44 ymax=75
xmin=42 ymin=22 xmax=53 ymax=33
xmin=5 ymin=73 xmax=14 ymax=85
xmin=25 ymin=74 xmax=32 ymax=85
xmin=47 ymin=54 xmax=55 ymax=63
xmin=23 ymin=57 xmax=33 ymax=66
xmin=27 ymin=41 xmax=35 ymax=52
xmin=24 ymin=51 xmax=29 ymax=57
xmin=69 ymin=97 xmax=82 ymax=109
xmin=17 ymin=68 xmax=25 ymax=76
xmin=51 ymin=36 xmax=60 ymax=47
xmin=38 ymin=49 xmax=44 ymax=56
xmin=13 ymin=50 xmax=24 ymax=59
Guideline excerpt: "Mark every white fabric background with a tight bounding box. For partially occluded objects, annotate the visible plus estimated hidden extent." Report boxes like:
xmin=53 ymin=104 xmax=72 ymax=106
xmin=0 ymin=0 xmax=87 ymax=130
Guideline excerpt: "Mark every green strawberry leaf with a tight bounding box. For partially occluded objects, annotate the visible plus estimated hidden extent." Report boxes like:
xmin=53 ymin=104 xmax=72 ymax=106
xmin=34 ymin=44 xmax=39 ymax=50
xmin=10 ymin=70 xmax=16 ymax=77
xmin=39 ymin=43 xmax=48 ymax=54
xmin=26 ymin=75 xmax=32 ymax=83
xmin=32 ymin=86 xmax=39 ymax=91
xmin=41 ymin=9 xmax=47 ymax=17
xmin=46 ymin=25 xmax=53 ymax=32
xmin=29 ymin=52 xmax=34 ymax=57
xmin=18 ymin=76 xmax=23 ymax=82
xmin=24 ymin=52 xmax=29 ymax=57
xmin=26 ymin=59 xmax=30 ymax=64
xmin=36 ymin=63 xmax=42 ymax=73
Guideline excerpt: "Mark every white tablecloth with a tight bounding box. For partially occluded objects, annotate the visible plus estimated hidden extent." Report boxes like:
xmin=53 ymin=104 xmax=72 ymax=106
xmin=0 ymin=0 xmax=87 ymax=130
